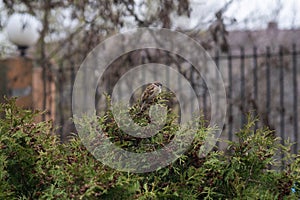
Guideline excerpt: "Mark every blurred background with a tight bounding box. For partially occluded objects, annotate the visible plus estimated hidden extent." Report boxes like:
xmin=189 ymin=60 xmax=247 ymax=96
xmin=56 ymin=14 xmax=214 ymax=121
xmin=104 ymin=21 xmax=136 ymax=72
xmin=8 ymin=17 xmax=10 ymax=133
xmin=0 ymin=0 xmax=299 ymax=153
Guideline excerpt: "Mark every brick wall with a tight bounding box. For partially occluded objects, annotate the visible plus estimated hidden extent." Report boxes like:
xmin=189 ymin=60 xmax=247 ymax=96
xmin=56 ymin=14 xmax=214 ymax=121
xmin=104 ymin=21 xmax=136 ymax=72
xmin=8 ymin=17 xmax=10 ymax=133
xmin=0 ymin=57 xmax=55 ymax=122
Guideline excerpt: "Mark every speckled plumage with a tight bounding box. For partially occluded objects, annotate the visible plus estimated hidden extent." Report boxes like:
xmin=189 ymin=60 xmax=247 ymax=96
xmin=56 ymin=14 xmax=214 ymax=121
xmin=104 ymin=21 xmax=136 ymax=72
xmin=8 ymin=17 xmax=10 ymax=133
xmin=140 ymin=82 xmax=162 ymax=111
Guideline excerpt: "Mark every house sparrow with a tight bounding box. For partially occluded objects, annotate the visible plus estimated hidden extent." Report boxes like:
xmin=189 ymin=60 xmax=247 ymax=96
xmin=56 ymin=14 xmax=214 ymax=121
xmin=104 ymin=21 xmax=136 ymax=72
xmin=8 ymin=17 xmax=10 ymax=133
xmin=140 ymin=82 xmax=162 ymax=111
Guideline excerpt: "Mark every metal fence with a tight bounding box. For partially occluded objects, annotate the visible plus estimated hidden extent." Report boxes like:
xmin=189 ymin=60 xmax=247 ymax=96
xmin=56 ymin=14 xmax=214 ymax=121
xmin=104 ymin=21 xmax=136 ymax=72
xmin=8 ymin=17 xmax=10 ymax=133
xmin=55 ymin=44 xmax=299 ymax=153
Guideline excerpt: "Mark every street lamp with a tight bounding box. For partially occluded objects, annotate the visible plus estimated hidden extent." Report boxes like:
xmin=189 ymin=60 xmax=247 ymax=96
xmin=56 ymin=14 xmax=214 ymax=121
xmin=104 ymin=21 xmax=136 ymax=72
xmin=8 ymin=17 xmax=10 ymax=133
xmin=6 ymin=13 xmax=40 ymax=57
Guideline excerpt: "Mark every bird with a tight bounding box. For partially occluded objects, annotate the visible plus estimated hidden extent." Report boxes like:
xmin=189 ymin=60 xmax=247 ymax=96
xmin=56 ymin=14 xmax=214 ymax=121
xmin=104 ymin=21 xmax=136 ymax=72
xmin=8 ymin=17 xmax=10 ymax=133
xmin=140 ymin=82 xmax=162 ymax=112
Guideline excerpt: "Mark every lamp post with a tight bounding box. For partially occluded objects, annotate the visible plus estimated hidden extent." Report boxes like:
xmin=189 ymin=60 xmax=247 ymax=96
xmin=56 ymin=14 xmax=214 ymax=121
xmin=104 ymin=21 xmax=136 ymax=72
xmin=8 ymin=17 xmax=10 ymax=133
xmin=1 ymin=13 xmax=55 ymax=122
xmin=6 ymin=13 xmax=40 ymax=57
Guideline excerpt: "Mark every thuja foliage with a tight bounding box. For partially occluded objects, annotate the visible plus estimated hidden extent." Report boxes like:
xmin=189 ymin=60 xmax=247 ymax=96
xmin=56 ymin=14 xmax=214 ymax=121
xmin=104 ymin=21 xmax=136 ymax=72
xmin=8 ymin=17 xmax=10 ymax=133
xmin=0 ymin=97 xmax=299 ymax=199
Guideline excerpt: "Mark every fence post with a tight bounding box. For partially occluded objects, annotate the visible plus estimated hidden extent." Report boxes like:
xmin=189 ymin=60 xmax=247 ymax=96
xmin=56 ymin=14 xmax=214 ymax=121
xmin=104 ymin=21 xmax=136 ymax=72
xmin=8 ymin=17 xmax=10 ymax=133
xmin=292 ymin=44 xmax=298 ymax=154
xmin=240 ymin=47 xmax=246 ymax=127
xmin=227 ymin=50 xmax=233 ymax=141
xmin=57 ymin=65 xmax=64 ymax=136
xmin=253 ymin=46 xmax=258 ymax=131
xmin=265 ymin=47 xmax=271 ymax=126
xmin=279 ymin=46 xmax=285 ymax=145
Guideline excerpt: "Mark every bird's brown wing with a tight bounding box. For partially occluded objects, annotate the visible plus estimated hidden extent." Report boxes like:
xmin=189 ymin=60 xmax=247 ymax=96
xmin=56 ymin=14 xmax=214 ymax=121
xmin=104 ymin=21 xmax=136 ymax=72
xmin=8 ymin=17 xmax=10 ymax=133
xmin=141 ymin=84 xmax=156 ymax=103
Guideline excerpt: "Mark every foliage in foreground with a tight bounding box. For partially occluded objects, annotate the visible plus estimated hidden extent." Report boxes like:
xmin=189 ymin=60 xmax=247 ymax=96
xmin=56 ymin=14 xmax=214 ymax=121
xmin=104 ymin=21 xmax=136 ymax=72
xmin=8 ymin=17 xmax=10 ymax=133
xmin=0 ymin=98 xmax=300 ymax=199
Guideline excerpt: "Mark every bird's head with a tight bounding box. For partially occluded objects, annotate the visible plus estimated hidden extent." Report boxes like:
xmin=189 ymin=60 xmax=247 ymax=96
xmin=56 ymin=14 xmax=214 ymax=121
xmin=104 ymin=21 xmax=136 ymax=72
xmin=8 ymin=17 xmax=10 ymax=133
xmin=153 ymin=82 xmax=162 ymax=88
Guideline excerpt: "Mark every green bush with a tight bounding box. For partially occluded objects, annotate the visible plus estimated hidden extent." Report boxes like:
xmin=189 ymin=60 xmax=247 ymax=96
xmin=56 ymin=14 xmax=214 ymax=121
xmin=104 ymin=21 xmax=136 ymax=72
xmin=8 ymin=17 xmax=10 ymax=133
xmin=0 ymin=97 xmax=299 ymax=199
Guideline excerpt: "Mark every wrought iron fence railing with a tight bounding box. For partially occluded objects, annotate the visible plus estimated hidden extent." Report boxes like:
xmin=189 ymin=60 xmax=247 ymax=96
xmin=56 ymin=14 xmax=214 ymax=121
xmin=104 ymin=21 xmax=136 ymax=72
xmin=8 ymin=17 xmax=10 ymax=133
xmin=54 ymin=44 xmax=299 ymax=154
